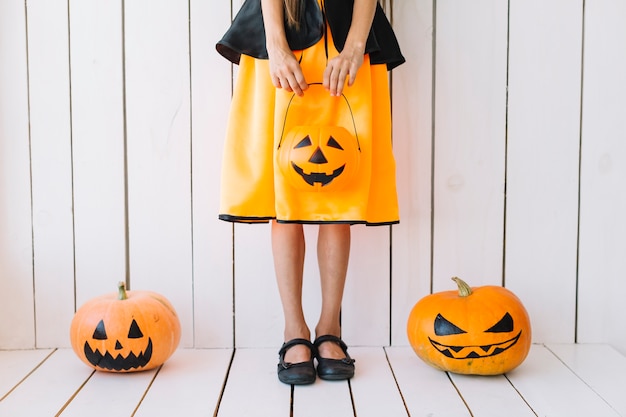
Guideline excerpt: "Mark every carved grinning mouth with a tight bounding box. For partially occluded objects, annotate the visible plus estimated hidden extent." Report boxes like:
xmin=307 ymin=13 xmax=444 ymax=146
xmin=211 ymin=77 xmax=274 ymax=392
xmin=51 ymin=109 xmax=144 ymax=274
xmin=428 ymin=331 xmax=522 ymax=359
xmin=291 ymin=163 xmax=345 ymax=186
xmin=84 ymin=338 xmax=153 ymax=371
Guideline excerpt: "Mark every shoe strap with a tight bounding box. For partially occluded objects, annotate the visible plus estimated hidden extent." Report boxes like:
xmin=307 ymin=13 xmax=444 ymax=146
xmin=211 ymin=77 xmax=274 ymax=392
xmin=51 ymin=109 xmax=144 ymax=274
xmin=314 ymin=335 xmax=355 ymax=364
xmin=278 ymin=338 xmax=316 ymax=369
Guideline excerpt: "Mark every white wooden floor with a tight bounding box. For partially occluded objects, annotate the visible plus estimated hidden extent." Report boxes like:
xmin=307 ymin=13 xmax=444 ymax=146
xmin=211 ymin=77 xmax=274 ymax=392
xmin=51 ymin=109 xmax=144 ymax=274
xmin=1 ymin=344 xmax=625 ymax=416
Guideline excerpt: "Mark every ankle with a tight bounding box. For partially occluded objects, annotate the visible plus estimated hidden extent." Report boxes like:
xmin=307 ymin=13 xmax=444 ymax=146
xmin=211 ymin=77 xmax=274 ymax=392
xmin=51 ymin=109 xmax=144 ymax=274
xmin=314 ymin=325 xmax=341 ymax=339
xmin=284 ymin=325 xmax=311 ymax=342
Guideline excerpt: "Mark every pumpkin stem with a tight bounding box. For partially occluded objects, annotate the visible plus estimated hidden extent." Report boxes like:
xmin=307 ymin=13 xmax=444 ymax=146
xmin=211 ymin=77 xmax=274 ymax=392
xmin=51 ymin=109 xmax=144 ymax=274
xmin=452 ymin=277 xmax=473 ymax=297
xmin=118 ymin=281 xmax=128 ymax=300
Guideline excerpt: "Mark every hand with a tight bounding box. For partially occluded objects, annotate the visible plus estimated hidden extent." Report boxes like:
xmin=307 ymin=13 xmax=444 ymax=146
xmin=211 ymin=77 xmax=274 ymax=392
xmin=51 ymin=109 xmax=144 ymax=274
xmin=268 ymin=47 xmax=308 ymax=96
xmin=323 ymin=44 xmax=365 ymax=96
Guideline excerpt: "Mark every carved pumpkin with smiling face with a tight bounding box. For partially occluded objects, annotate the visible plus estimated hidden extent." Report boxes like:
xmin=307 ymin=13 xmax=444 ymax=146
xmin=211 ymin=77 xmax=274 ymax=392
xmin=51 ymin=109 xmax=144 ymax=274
xmin=70 ymin=282 xmax=181 ymax=372
xmin=278 ymin=125 xmax=360 ymax=192
xmin=407 ymin=277 xmax=531 ymax=375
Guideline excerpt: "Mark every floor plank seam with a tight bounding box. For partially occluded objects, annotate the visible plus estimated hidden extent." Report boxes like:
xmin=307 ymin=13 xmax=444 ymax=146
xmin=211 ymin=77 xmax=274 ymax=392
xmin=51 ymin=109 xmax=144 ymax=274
xmin=213 ymin=348 xmax=237 ymax=417
xmin=503 ymin=373 xmax=538 ymax=417
xmin=54 ymin=369 xmax=96 ymax=417
xmin=0 ymin=348 xmax=57 ymax=402
xmin=382 ymin=347 xmax=411 ymax=417
xmin=131 ymin=364 xmax=163 ymax=417
xmin=446 ymin=372 xmax=474 ymax=417
xmin=543 ymin=344 xmax=623 ymax=416
xmin=347 ymin=379 xmax=357 ymax=417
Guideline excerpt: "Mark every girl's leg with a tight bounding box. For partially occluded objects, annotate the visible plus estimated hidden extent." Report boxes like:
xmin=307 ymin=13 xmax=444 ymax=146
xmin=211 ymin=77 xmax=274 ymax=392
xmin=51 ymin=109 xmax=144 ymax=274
xmin=272 ymin=221 xmax=311 ymax=363
xmin=315 ymin=223 xmax=351 ymax=359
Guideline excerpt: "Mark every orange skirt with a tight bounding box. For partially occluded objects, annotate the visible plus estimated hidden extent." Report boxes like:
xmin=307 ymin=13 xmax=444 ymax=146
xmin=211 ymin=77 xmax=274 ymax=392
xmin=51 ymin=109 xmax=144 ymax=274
xmin=219 ymin=28 xmax=398 ymax=225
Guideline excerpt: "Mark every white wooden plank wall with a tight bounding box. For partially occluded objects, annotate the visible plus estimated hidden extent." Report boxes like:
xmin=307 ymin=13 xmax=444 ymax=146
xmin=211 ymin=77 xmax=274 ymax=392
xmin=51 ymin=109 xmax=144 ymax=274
xmin=390 ymin=0 xmax=433 ymax=346
xmin=505 ymin=0 xmax=583 ymax=343
xmin=0 ymin=0 xmax=34 ymax=348
xmin=577 ymin=0 xmax=626 ymax=350
xmin=1 ymin=0 xmax=626 ymax=356
xmin=431 ymin=0 xmax=508 ymax=289
xmin=69 ymin=0 xmax=127 ymax=326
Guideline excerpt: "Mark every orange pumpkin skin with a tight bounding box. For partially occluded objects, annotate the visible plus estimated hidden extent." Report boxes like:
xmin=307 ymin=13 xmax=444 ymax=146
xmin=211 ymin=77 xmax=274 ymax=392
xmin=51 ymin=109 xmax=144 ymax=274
xmin=70 ymin=282 xmax=181 ymax=372
xmin=407 ymin=277 xmax=531 ymax=375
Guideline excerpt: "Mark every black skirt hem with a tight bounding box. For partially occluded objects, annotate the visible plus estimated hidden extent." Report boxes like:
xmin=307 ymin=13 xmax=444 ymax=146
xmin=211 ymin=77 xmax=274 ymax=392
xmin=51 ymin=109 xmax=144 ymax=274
xmin=218 ymin=214 xmax=398 ymax=227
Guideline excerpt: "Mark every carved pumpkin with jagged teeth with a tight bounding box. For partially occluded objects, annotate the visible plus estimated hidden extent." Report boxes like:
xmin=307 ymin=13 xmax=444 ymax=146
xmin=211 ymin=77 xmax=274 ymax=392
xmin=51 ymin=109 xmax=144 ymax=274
xmin=407 ymin=277 xmax=532 ymax=375
xmin=70 ymin=282 xmax=181 ymax=372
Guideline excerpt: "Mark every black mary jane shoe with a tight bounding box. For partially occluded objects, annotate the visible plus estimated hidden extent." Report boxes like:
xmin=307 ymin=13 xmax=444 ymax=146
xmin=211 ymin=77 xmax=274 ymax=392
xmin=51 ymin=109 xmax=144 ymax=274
xmin=314 ymin=335 xmax=356 ymax=381
xmin=277 ymin=338 xmax=317 ymax=385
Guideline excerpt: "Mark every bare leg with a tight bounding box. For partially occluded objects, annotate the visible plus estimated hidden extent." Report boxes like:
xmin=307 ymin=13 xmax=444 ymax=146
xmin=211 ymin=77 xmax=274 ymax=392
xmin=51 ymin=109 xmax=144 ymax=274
xmin=272 ymin=221 xmax=311 ymax=363
xmin=315 ymin=223 xmax=351 ymax=359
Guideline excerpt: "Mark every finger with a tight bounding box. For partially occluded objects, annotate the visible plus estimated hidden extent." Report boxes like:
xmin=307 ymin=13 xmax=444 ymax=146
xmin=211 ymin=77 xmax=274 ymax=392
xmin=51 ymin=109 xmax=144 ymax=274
xmin=322 ymin=59 xmax=339 ymax=93
xmin=333 ymin=68 xmax=350 ymax=96
xmin=346 ymin=61 xmax=360 ymax=87
xmin=328 ymin=67 xmax=342 ymax=96
xmin=280 ymin=77 xmax=293 ymax=92
xmin=323 ymin=65 xmax=332 ymax=91
xmin=272 ymin=76 xmax=282 ymax=89
xmin=281 ymin=73 xmax=301 ymax=96
xmin=291 ymin=83 xmax=303 ymax=96
xmin=334 ymin=80 xmax=345 ymax=96
xmin=293 ymin=73 xmax=309 ymax=96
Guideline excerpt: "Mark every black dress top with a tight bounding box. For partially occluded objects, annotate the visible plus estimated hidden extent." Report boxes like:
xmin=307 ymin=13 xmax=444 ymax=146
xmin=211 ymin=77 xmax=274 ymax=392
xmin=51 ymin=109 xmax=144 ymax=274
xmin=216 ymin=0 xmax=405 ymax=71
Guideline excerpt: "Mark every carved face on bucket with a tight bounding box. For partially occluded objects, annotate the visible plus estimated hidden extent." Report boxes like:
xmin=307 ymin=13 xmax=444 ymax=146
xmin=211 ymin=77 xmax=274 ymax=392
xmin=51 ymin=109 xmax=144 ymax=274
xmin=280 ymin=125 xmax=359 ymax=192
xmin=83 ymin=319 xmax=153 ymax=371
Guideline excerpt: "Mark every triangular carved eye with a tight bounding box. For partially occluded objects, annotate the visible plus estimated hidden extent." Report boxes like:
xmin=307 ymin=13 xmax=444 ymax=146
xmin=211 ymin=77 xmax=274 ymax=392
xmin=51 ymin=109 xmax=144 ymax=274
xmin=295 ymin=135 xmax=312 ymax=148
xmin=485 ymin=313 xmax=514 ymax=333
xmin=128 ymin=319 xmax=144 ymax=339
xmin=327 ymin=136 xmax=344 ymax=150
xmin=434 ymin=314 xmax=467 ymax=336
xmin=92 ymin=320 xmax=108 ymax=340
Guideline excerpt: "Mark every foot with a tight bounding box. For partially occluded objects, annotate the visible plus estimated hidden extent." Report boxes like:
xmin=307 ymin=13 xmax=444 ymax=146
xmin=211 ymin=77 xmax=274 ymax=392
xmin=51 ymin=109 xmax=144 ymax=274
xmin=283 ymin=328 xmax=311 ymax=364
xmin=314 ymin=325 xmax=344 ymax=359
xmin=316 ymin=336 xmax=348 ymax=360
xmin=313 ymin=335 xmax=355 ymax=381
xmin=277 ymin=339 xmax=317 ymax=385
xmin=283 ymin=342 xmax=312 ymax=364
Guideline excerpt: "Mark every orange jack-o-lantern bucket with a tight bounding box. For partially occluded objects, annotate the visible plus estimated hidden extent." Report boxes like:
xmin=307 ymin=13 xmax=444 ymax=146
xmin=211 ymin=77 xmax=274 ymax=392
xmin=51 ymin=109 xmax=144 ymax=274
xmin=273 ymin=82 xmax=374 ymax=223
xmin=277 ymin=84 xmax=361 ymax=193
xmin=278 ymin=124 xmax=360 ymax=192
